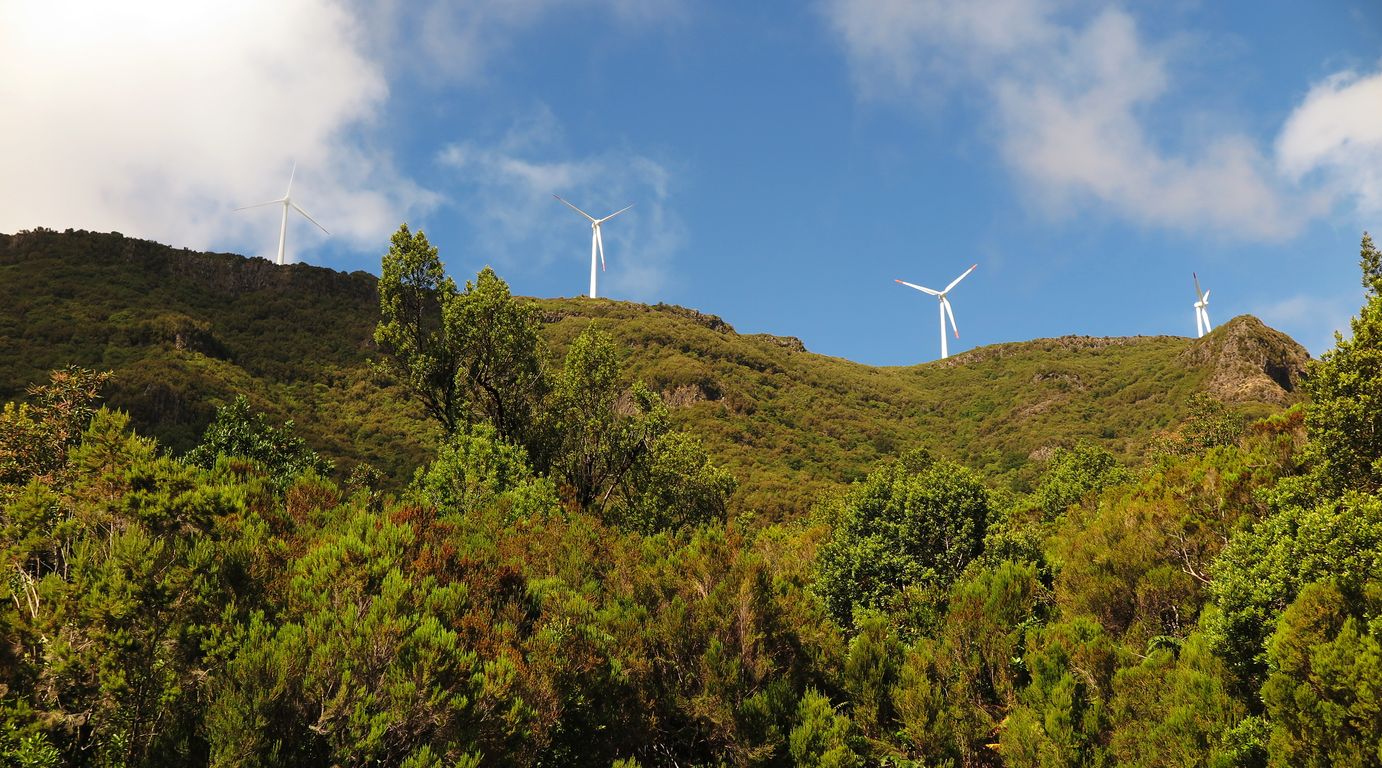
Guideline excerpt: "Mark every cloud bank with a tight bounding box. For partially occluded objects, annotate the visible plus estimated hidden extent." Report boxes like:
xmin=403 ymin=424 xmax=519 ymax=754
xmin=821 ymin=0 xmax=1380 ymax=237
xmin=0 ymin=1 xmax=444 ymax=263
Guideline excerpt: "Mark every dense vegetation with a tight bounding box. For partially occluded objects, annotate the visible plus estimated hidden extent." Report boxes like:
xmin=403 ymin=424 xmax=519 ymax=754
xmin=0 ymin=229 xmax=1306 ymax=515
xmin=0 ymin=226 xmax=1375 ymax=766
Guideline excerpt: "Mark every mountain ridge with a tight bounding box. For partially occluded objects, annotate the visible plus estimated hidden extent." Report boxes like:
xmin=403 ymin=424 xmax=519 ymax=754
xmin=1 ymin=228 xmax=1309 ymax=513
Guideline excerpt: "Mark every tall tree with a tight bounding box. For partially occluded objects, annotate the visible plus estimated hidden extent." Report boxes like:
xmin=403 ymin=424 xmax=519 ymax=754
xmin=442 ymin=267 xmax=547 ymax=453
xmin=546 ymin=326 xmax=664 ymax=512
xmin=374 ymin=224 xmax=461 ymax=434
xmin=1302 ymin=231 xmax=1382 ymax=495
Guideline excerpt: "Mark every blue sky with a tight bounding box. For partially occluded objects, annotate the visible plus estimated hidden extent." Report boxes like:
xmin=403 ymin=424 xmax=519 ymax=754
xmin=3 ymin=1 xmax=1381 ymax=364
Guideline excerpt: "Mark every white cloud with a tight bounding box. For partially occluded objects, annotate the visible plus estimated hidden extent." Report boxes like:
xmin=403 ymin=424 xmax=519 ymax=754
xmin=821 ymin=1 xmax=1311 ymax=238
xmin=1277 ymin=68 xmax=1382 ymax=218
xmin=352 ymin=0 xmax=686 ymax=85
xmin=0 ymin=1 xmax=437 ymax=264
xmin=438 ymin=107 xmax=685 ymax=300
xmin=1255 ymin=291 xmax=1361 ymax=357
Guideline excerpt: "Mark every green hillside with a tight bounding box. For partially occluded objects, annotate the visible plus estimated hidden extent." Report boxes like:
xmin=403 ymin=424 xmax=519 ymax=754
xmin=4 ymin=227 xmax=1379 ymax=767
xmin=0 ymin=228 xmax=1307 ymax=513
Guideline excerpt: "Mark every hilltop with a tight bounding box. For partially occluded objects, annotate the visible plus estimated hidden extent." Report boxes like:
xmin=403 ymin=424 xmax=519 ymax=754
xmin=0 ymin=229 xmax=1309 ymax=513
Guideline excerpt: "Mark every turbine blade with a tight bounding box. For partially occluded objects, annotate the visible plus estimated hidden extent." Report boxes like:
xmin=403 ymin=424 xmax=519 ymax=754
xmin=596 ymin=226 xmax=606 ymax=271
xmin=234 ymin=198 xmax=286 ymax=211
xmin=944 ymin=263 xmax=978 ymax=293
xmin=553 ymin=194 xmax=598 ymax=222
xmin=943 ymin=296 xmax=959 ymax=338
xmin=1193 ymin=272 xmax=1203 ymax=301
xmin=598 ymin=203 xmax=634 ymax=224
xmin=291 ymin=202 xmax=330 ymax=234
xmin=286 ymin=161 xmax=297 ymax=196
xmin=1201 ymin=289 xmax=1210 ymax=304
xmin=895 ymin=279 xmax=940 ymax=296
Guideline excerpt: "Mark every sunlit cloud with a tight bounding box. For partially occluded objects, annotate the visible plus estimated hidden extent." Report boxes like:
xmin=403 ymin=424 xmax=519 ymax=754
xmin=819 ymin=0 xmax=1351 ymax=240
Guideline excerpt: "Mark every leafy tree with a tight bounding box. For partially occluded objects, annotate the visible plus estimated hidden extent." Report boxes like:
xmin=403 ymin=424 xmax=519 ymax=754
xmin=412 ymin=422 xmax=559 ymax=521
xmin=442 ymin=267 xmax=548 ymax=452
xmin=374 ymin=224 xmax=462 ymax=433
xmin=1302 ymin=231 xmax=1382 ymax=495
xmin=1212 ymin=493 xmax=1382 ymax=686
xmin=184 ymin=396 xmax=330 ymax=486
xmin=1000 ymin=617 xmax=1121 ymax=768
xmin=1261 ymin=580 xmax=1382 ymax=768
xmin=816 ymin=456 xmax=992 ymax=628
xmin=1362 ymin=231 xmax=1381 ymax=297
xmin=0 ymin=366 xmax=110 ymax=491
xmin=1107 ymin=628 xmax=1247 ymax=768
xmin=789 ymin=689 xmax=862 ymax=768
xmin=375 ymin=227 xmax=546 ymax=451
xmin=544 ymin=324 xmax=732 ymax=530
xmin=607 ymin=420 xmax=737 ymax=534
xmin=1030 ymin=442 xmax=1131 ymax=521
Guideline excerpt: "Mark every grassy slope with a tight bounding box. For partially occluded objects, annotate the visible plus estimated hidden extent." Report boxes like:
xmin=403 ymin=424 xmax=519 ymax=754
xmin=0 ymin=229 xmax=1303 ymax=514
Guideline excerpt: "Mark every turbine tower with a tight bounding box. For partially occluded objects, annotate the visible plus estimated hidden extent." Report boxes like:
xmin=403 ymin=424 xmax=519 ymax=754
xmin=554 ymin=194 xmax=633 ymax=298
xmin=235 ymin=163 xmax=329 ymax=265
xmin=1193 ymin=273 xmax=1213 ymax=338
xmin=895 ymin=264 xmax=978 ymax=360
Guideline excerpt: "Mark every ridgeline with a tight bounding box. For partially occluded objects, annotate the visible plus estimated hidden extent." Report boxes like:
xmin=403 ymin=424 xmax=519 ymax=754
xmin=0 ymin=228 xmax=1308 ymax=513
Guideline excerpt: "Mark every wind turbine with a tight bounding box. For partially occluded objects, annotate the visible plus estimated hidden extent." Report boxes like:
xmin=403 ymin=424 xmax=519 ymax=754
xmin=1193 ymin=273 xmax=1212 ymax=338
xmin=235 ymin=163 xmax=329 ymax=265
xmin=895 ymin=264 xmax=978 ymax=360
xmin=553 ymin=194 xmax=633 ymax=299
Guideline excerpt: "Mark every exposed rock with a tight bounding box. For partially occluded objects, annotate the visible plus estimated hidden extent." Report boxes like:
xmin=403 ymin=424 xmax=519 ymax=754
xmin=662 ymin=380 xmax=724 ymax=407
xmin=750 ymin=334 xmax=807 ymax=353
xmin=1181 ymin=315 xmax=1309 ymax=405
xmin=654 ymin=303 xmax=735 ymax=334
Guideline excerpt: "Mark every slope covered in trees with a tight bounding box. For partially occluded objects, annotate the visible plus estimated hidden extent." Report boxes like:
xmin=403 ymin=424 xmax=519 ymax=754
xmin=0 ymin=227 xmax=1377 ymax=766
xmin=0 ymin=229 xmax=1307 ymax=513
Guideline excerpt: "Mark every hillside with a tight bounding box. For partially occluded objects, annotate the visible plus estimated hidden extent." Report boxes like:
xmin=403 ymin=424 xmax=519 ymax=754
xmin=0 ymin=228 xmax=1309 ymax=513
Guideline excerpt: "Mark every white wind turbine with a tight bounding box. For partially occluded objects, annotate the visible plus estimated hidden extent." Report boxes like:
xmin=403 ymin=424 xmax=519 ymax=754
xmin=895 ymin=264 xmax=978 ymax=360
xmin=1193 ymin=272 xmax=1212 ymax=338
xmin=235 ymin=163 xmax=329 ymax=265
xmin=553 ymin=194 xmax=633 ymax=299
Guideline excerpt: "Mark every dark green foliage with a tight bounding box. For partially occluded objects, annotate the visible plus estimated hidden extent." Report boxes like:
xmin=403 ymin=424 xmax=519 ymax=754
xmin=1212 ymin=493 xmax=1382 ymax=686
xmin=374 ymin=224 xmax=462 ymax=434
xmin=412 ymin=422 xmax=558 ymax=520
xmin=0 ymin=366 xmax=110 ymax=491
xmin=1259 ymin=581 xmax=1382 ymax=768
xmin=4 ymin=230 xmax=1380 ymax=766
xmin=816 ymin=456 xmax=992 ymax=628
xmin=788 ymin=689 xmax=862 ymax=768
xmin=443 ymin=267 xmax=547 ymax=451
xmin=1301 ymin=235 xmax=1382 ymax=496
xmin=1362 ymin=231 xmax=1381 ymax=297
xmin=1029 ymin=442 xmax=1131 ymax=521
xmin=184 ymin=395 xmax=330 ymax=485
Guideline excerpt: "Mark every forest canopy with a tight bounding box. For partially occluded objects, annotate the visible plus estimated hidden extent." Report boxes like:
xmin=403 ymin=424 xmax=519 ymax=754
xmin=0 ymin=229 xmax=1377 ymax=766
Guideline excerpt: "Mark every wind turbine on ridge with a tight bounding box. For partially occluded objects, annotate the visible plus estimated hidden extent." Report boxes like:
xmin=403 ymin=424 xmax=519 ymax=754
xmin=895 ymin=264 xmax=978 ymax=360
xmin=1193 ymin=273 xmax=1212 ymax=338
xmin=234 ymin=162 xmax=329 ymax=265
xmin=553 ymin=194 xmax=633 ymax=299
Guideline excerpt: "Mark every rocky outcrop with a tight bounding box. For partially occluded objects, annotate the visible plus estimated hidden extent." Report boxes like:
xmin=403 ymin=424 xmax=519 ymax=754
xmin=1181 ymin=315 xmax=1309 ymax=405
xmin=749 ymin=334 xmax=807 ymax=353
